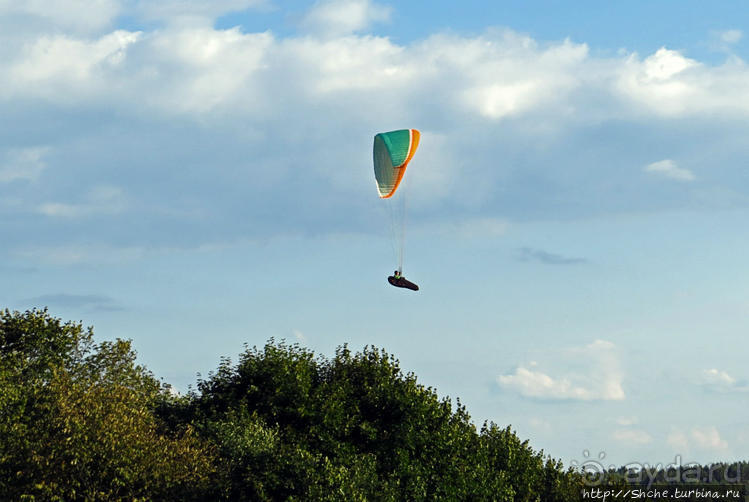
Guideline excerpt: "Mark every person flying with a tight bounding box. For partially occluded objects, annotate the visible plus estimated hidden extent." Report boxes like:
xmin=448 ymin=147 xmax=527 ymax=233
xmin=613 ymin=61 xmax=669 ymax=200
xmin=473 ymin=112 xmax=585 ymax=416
xmin=388 ymin=270 xmax=419 ymax=291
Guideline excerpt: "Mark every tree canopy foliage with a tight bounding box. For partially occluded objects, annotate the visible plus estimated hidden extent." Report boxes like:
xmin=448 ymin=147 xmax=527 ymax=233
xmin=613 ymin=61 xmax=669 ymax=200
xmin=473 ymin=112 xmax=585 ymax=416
xmin=20 ymin=308 xmax=740 ymax=500
xmin=0 ymin=309 xmax=214 ymax=500
xmin=160 ymin=340 xmax=584 ymax=501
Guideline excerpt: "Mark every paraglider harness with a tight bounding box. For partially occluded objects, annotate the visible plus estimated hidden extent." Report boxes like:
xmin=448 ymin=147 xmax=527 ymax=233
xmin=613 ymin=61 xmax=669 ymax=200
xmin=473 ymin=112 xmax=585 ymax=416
xmin=388 ymin=270 xmax=419 ymax=291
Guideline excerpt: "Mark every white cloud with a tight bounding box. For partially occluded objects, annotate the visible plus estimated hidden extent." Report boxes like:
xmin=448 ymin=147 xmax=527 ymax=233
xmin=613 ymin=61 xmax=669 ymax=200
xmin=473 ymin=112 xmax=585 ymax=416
xmin=644 ymin=159 xmax=695 ymax=182
xmin=301 ymin=0 xmax=391 ymax=36
xmin=15 ymin=244 xmax=146 ymax=265
xmin=642 ymin=47 xmax=696 ymax=81
xmin=135 ymin=0 xmax=267 ymax=26
xmin=279 ymin=33 xmax=408 ymax=95
xmin=38 ymin=185 xmax=126 ymax=218
xmin=0 ymin=147 xmax=48 ymax=182
xmin=498 ymin=366 xmax=592 ymax=400
xmin=37 ymin=203 xmax=85 ymax=218
xmin=0 ymin=0 xmax=122 ymax=33
xmin=700 ymin=368 xmax=749 ymax=392
xmin=706 ymin=30 xmax=745 ymax=55
xmin=613 ymin=429 xmax=652 ymax=445
xmin=691 ymin=426 xmax=728 ymax=451
xmin=615 ymin=48 xmax=700 ymax=116
xmin=668 ymin=426 xmax=729 ymax=456
xmin=137 ymin=27 xmax=273 ymax=114
xmin=614 ymin=47 xmax=749 ymax=117
xmin=3 ymin=14 xmax=749 ymax=127
xmin=616 ymin=416 xmax=639 ymax=426
xmin=6 ymin=30 xmax=141 ymax=101
xmin=0 ymin=0 xmax=267 ymax=33
xmin=702 ymin=368 xmax=735 ymax=386
xmin=719 ymin=29 xmax=743 ymax=45
xmin=528 ymin=417 xmax=552 ymax=432
xmin=2 ymin=1 xmax=749 ymax=251
xmin=497 ymin=340 xmax=625 ymax=401
xmin=457 ymin=34 xmax=588 ymax=120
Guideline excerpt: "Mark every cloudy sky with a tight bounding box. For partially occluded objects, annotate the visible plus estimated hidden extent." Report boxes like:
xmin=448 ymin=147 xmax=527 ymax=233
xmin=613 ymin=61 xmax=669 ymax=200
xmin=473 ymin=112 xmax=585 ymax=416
xmin=3 ymin=0 xmax=749 ymax=467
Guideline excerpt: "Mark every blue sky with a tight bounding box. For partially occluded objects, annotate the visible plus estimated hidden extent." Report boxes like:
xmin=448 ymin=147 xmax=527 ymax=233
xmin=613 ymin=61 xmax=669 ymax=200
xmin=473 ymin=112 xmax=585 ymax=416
xmin=3 ymin=0 xmax=749 ymax=468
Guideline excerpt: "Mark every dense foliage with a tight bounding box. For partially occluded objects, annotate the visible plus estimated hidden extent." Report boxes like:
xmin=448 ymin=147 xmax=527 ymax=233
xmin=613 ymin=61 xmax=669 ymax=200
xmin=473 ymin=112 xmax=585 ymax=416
xmin=0 ymin=309 xmax=215 ymax=500
xmin=159 ymin=340 xmax=585 ymax=501
xmin=0 ymin=309 xmax=593 ymax=500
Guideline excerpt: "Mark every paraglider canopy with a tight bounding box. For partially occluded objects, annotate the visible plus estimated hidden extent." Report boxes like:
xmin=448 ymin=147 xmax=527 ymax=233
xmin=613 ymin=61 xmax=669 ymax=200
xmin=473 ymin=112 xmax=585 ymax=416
xmin=373 ymin=129 xmax=420 ymax=198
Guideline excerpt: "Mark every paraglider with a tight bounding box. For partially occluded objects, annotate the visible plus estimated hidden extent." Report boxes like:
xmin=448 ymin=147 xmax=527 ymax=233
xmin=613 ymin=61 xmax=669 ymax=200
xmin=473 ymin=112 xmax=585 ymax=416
xmin=373 ymin=129 xmax=420 ymax=291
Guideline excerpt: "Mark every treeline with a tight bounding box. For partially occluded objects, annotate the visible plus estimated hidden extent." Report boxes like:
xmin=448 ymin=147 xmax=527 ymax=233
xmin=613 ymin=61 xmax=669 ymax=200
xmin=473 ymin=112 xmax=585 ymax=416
xmin=602 ymin=461 xmax=749 ymax=487
xmin=2 ymin=308 xmax=740 ymax=501
xmin=1 ymin=308 xmax=583 ymax=500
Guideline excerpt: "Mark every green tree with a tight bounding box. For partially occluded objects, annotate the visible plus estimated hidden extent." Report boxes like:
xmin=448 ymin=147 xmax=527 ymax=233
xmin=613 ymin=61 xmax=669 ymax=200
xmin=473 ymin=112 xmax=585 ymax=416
xmin=1 ymin=310 xmax=587 ymax=500
xmin=0 ymin=308 xmax=215 ymax=501
xmin=165 ymin=339 xmax=581 ymax=501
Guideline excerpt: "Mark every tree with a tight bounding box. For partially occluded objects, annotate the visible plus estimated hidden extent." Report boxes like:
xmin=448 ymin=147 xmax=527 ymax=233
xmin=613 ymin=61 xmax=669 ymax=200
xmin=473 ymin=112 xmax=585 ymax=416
xmin=1 ymin=310 xmax=587 ymax=500
xmin=164 ymin=339 xmax=582 ymax=501
xmin=0 ymin=308 xmax=215 ymax=501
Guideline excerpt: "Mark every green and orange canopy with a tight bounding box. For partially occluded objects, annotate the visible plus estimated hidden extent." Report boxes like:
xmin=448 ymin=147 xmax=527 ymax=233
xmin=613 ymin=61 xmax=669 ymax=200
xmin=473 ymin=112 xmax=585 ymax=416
xmin=373 ymin=129 xmax=420 ymax=198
